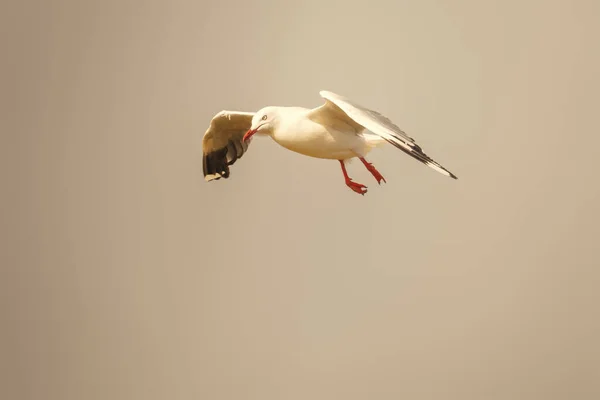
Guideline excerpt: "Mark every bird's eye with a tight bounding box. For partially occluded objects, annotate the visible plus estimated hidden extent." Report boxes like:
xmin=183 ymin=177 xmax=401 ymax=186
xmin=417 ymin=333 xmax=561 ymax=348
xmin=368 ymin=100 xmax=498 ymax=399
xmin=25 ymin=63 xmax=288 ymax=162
xmin=261 ymin=115 xmax=267 ymax=121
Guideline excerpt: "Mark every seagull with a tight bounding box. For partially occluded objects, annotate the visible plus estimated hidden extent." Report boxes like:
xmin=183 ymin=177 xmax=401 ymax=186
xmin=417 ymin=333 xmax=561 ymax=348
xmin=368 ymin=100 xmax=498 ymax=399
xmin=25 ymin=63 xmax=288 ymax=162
xmin=202 ymin=90 xmax=457 ymax=195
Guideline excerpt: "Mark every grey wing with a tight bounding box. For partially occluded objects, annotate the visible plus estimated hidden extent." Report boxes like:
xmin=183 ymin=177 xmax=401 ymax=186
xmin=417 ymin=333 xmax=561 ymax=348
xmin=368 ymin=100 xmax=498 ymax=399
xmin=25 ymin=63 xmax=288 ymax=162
xmin=202 ymin=110 xmax=255 ymax=181
xmin=314 ymin=90 xmax=457 ymax=179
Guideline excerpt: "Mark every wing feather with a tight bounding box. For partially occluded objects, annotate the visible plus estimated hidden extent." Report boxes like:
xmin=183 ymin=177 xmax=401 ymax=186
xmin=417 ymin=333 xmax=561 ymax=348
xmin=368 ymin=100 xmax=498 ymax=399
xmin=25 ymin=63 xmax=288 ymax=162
xmin=202 ymin=110 xmax=255 ymax=181
xmin=313 ymin=91 xmax=457 ymax=179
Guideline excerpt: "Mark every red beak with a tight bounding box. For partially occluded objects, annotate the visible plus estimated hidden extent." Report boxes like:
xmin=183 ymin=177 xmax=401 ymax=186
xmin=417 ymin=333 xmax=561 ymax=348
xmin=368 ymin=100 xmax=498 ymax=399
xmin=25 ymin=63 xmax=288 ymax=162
xmin=243 ymin=128 xmax=258 ymax=142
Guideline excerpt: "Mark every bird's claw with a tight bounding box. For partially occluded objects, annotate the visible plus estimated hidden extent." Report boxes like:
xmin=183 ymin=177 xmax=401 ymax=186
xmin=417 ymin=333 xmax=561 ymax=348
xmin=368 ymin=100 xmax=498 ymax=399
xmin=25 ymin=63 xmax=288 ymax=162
xmin=373 ymin=173 xmax=386 ymax=185
xmin=365 ymin=163 xmax=386 ymax=184
xmin=346 ymin=179 xmax=368 ymax=195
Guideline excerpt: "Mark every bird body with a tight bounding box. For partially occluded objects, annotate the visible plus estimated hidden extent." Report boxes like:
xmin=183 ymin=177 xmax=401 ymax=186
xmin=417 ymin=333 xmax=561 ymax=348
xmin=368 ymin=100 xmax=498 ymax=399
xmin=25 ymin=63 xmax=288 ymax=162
xmin=201 ymin=90 xmax=457 ymax=194
xmin=265 ymin=106 xmax=382 ymax=160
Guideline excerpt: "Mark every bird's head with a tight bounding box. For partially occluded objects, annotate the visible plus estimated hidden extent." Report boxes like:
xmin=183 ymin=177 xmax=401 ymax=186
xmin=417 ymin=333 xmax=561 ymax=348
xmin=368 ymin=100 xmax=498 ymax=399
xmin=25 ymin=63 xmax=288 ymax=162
xmin=243 ymin=107 xmax=278 ymax=142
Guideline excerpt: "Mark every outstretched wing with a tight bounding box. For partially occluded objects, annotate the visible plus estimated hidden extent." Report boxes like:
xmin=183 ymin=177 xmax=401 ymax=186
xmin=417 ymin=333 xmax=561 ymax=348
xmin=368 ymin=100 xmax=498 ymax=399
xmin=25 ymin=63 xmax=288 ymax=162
xmin=202 ymin=110 xmax=255 ymax=181
xmin=311 ymin=90 xmax=457 ymax=179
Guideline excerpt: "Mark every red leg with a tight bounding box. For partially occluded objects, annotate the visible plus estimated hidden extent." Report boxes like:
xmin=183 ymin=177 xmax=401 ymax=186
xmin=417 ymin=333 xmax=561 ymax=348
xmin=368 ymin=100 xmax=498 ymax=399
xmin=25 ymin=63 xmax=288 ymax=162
xmin=339 ymin=160 xmax=367 ymax=195
xmin=359 ymin=157 xmax=386 ymax=184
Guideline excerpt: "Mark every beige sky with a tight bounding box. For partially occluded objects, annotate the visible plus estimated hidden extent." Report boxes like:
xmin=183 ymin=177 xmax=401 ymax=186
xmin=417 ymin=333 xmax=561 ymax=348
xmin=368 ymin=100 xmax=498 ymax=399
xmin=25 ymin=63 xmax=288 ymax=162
xmin=3 ymin=1 xmax=600 ymax=399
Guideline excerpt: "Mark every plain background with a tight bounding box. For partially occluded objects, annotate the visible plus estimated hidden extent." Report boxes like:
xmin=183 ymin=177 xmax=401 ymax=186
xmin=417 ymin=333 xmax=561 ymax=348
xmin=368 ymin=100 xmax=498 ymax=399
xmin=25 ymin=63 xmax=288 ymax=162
xmin=2 ymin=0 xmax=600 ymax=399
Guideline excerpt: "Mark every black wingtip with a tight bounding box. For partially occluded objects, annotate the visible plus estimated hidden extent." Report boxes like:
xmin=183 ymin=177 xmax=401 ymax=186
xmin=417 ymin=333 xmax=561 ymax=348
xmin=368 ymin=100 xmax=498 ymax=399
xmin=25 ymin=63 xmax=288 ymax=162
xmin=202 ymin=147 xmax=230 ymax=181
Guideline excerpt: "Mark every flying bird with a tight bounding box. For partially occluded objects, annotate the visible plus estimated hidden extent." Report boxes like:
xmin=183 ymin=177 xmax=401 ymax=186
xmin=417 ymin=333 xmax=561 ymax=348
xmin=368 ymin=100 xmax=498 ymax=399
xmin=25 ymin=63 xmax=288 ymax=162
xmin=202 ymin=90 xmax=457 ymax=195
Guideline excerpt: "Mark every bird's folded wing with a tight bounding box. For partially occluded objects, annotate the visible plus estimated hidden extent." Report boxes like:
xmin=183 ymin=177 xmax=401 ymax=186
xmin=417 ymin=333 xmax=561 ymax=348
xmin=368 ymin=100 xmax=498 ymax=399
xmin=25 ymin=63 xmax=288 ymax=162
xmin=310 ymin=90 xmax=457 ymax=179
xmin=202 ymin=110 xmax=255 ymax=181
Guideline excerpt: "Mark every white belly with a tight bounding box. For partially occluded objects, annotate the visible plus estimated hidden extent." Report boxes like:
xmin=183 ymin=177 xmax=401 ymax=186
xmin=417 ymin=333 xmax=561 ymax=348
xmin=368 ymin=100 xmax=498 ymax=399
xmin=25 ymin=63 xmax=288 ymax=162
xmin=271 ymin=122 xmax=370 ymax=160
